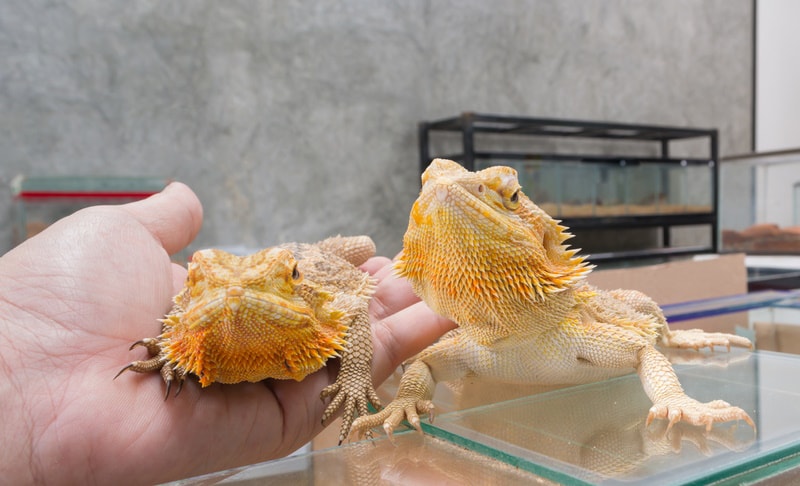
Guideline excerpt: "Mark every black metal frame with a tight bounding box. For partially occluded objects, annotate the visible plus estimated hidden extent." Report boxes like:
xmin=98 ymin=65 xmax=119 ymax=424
xmin=418 ymin=112 xmax=720 ymax=262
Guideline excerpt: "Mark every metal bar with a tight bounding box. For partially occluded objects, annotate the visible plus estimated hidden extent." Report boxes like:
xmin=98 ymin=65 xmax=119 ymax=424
xmin=710 ymin=129 xmax=720 ymax=253
xmin=470 ymin=151 xmax=713 ymax=165
xmin=461 ymin=112 xmax=476 ymax=171
xmin=588 ymin=245 xmax=715 ymax=263
xmin=563 ymin=213 xmax=715 ymax=229
xmin=465 ymin=113 xmax=716 ymax=139
xmin=425 ymin=113 xmax=716 ymax=141
xmin=418 ymin=122 xmax=431 ymax=176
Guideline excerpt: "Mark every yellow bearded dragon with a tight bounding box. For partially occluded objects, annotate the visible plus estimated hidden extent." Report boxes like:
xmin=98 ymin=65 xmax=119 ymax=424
xmin=117 ymin=236 xmax=381 ymax=444
xmin=351 ymin=158 xmax=754 ymax=438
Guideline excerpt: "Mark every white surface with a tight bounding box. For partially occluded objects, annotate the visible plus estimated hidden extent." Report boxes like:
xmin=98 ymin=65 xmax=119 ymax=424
xmin=756 ymin=0 xmax=800 ymax=151
xmin=746 ymin=254 xmax=800 ymax=270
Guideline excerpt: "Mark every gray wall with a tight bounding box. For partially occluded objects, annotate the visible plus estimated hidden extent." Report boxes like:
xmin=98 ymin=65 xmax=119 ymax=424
xmin=1 ymin=1 xmax=753 ymax=257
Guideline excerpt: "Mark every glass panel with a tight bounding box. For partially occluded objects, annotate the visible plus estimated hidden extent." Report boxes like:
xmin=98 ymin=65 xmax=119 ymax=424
xmin=427 ymin=349 xmax=800 ymax=485
xmin=595 ymin=163 xmax=627 ymax=216
xmin=681 ymin=163 xmax=713 ymax=213
xmin=626 ymin=163 xmax=661 ymax=215
xmin=171 ymin=430 xmax=549 ymax=485
xmin=655 ymin=161 xmax=715 ymax=214
xmin=172 ymin=294 xmax=800 ymax=485
xmin=176 ymin=349 xmax=800 ymax=486
xmin=474 ymin=159 xmax=714 ymax=219
xmin=559 ymin=162 xmax=598 ymax=217
xmin=794 ymin=183 xmax=800 ymax=226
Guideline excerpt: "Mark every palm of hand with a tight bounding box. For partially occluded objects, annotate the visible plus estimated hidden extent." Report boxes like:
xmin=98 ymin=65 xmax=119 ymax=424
xmin=0 ymin=184 xmax=454 ymax=484
xmin=4 ymin=186 xmax=316 ymax=482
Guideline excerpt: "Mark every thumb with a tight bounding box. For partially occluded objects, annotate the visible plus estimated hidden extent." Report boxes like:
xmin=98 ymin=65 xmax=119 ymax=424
xmin=121 ymin=182 xmax=203 ymax=256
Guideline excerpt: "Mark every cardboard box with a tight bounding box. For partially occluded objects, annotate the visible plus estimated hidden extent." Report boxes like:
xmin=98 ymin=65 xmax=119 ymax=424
xmin=755 ymin=322 xmax=800 ymax=353
xmin=589 ymin=253 xmax=749 ymax=333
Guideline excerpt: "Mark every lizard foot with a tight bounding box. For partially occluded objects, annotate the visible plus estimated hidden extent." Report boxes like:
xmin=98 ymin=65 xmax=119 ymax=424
xmin=115 ymin=338 xmax=188 ymax=399
xmin=349 ymin=398 xmax=435 ymax=443
xmin=646 ymin=397 xmax=755 ymax=432
xmin=662 ymin=329 xmax=753 ymax=352
xmin=320 ymin=376 xmax=382 ymax=445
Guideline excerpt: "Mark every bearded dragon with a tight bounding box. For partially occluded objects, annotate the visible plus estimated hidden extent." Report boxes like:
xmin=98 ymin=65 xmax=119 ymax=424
xmin=351 ymin=158 xmax=754 ymax=439
xmin=116 ymin=235 xmax=381 ymax=444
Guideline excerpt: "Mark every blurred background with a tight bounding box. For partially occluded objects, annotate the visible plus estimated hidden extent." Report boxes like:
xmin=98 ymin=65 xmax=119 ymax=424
xmin=0 ymin=1 xmax=769 ymax=257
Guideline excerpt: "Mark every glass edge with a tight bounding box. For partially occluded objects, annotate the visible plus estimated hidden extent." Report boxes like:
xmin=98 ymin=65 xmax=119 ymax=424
xmin=690 ymin=444 xmax=800 ymax=485
xmin=420 ymin=421 xmax=594 ymax=486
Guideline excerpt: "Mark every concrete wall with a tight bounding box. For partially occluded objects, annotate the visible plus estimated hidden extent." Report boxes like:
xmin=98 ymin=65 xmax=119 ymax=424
xmin=0 ymin=0 xmax=753 ymax=257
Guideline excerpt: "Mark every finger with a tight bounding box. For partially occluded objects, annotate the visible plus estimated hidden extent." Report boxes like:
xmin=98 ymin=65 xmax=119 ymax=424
xmin=359 ymin=256 xmax=392 ymax=276
xmin=370 ymin=301 xmax=456 ymax=383
xmin=373 ymin=254 xmax=403 ymax=281
xmin=370 ymin=268 xmax=421 ymax=322
xmin=171 ymin=262 xmax=189 ymax=295
xmin=121 ymin=182 xmax=203 ymax=256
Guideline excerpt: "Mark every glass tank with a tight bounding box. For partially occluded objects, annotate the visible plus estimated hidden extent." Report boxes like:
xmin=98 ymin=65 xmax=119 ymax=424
xmin=720 ymin=150 xmax=800 ymax=254
xmin=421 ymin=114 xmax=720 ymax=260
xmin=478 ymin=159 xmax=714 ymax=218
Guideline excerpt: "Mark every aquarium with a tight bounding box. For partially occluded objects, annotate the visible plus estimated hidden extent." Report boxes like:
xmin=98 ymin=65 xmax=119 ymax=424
xmin=720 ymin=150 xmax=800 ymax=254
xmin=477 ymin=159 xmax=714 ymax=219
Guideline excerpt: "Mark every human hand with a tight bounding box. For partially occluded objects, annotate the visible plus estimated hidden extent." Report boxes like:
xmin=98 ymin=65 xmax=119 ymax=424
xmin=0 ymin=182 xmax=454 ymax=484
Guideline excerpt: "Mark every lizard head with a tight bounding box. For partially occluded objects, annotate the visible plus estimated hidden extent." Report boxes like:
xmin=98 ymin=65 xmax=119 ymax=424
xmin=396 ymin=158 xmax=592 ymax=324
xmin=161 ymin=247 xmax=348 ymax=384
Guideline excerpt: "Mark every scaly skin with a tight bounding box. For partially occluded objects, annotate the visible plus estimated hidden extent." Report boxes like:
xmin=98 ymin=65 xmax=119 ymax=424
xmin=351 ymin=159 xmax=754 ymax=439
xmin=117 ymin=235 xmax=381 ymax=444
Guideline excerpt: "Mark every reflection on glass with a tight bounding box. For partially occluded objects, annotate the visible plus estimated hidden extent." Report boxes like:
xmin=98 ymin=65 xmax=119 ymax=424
xmin=171 ymin=304 xmax=800 ymax=486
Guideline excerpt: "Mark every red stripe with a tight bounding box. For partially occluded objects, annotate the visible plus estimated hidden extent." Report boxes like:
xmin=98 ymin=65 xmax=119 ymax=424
xmin=15 ymin=191 xmax=158 ymax=199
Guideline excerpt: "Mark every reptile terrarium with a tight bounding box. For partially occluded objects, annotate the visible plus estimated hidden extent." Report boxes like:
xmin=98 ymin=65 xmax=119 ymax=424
xmin=484 ymin=159 xmax=713 ymax=219
xmin=419 ymin=113 xmax=719 ymax=262
xmin=720 ymin=149 xmax=800 ymax=254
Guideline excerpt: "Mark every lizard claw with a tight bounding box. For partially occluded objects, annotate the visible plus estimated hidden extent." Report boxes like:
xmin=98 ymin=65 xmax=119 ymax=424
xmin=383 ymin=422 xmax=397 ymax=445
xmin=116 ymin=344 xmax=190 ymax=401
xmin=113 ymin=363 xmax=135 ymax=381
xmin=320 ymin=376 xmax=382 ymax=445
xmin=350 ymin=398 xmax=435 ymax=443
xmin=663 ymin=329 xmax=753 ymax=351
xmin=129 ymin=337 xmax=163 ymax=355
xmin=646 ymin=398 xmax=755 ymax=432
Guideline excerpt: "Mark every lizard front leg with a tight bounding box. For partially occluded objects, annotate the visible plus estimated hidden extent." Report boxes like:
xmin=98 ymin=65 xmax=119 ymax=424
xmin=350 ymin=331 xmax=468 ymax=440
xmin=579 ymin=322 xmax=754 ymax=431
xmin=605 ymin=288 xmax=753 ymax=352
xmin=320 ymin=309 xmax=382 ymax=444
xmin=354 ymin=359 xmax=437 ymax=439
xmin=637 ymin=344 xmax=754 ymax=431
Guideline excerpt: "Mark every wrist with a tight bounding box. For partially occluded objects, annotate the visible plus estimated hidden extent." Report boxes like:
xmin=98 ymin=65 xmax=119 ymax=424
xmin=0 ymin=306 xmax=36 ymax=483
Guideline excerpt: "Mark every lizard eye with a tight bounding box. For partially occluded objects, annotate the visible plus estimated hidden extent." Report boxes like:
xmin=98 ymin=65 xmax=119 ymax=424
xmin=504 ymin=189 xmax=521 ymax=209
xmin=291 ymin=264 xmax=301 ymax=281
